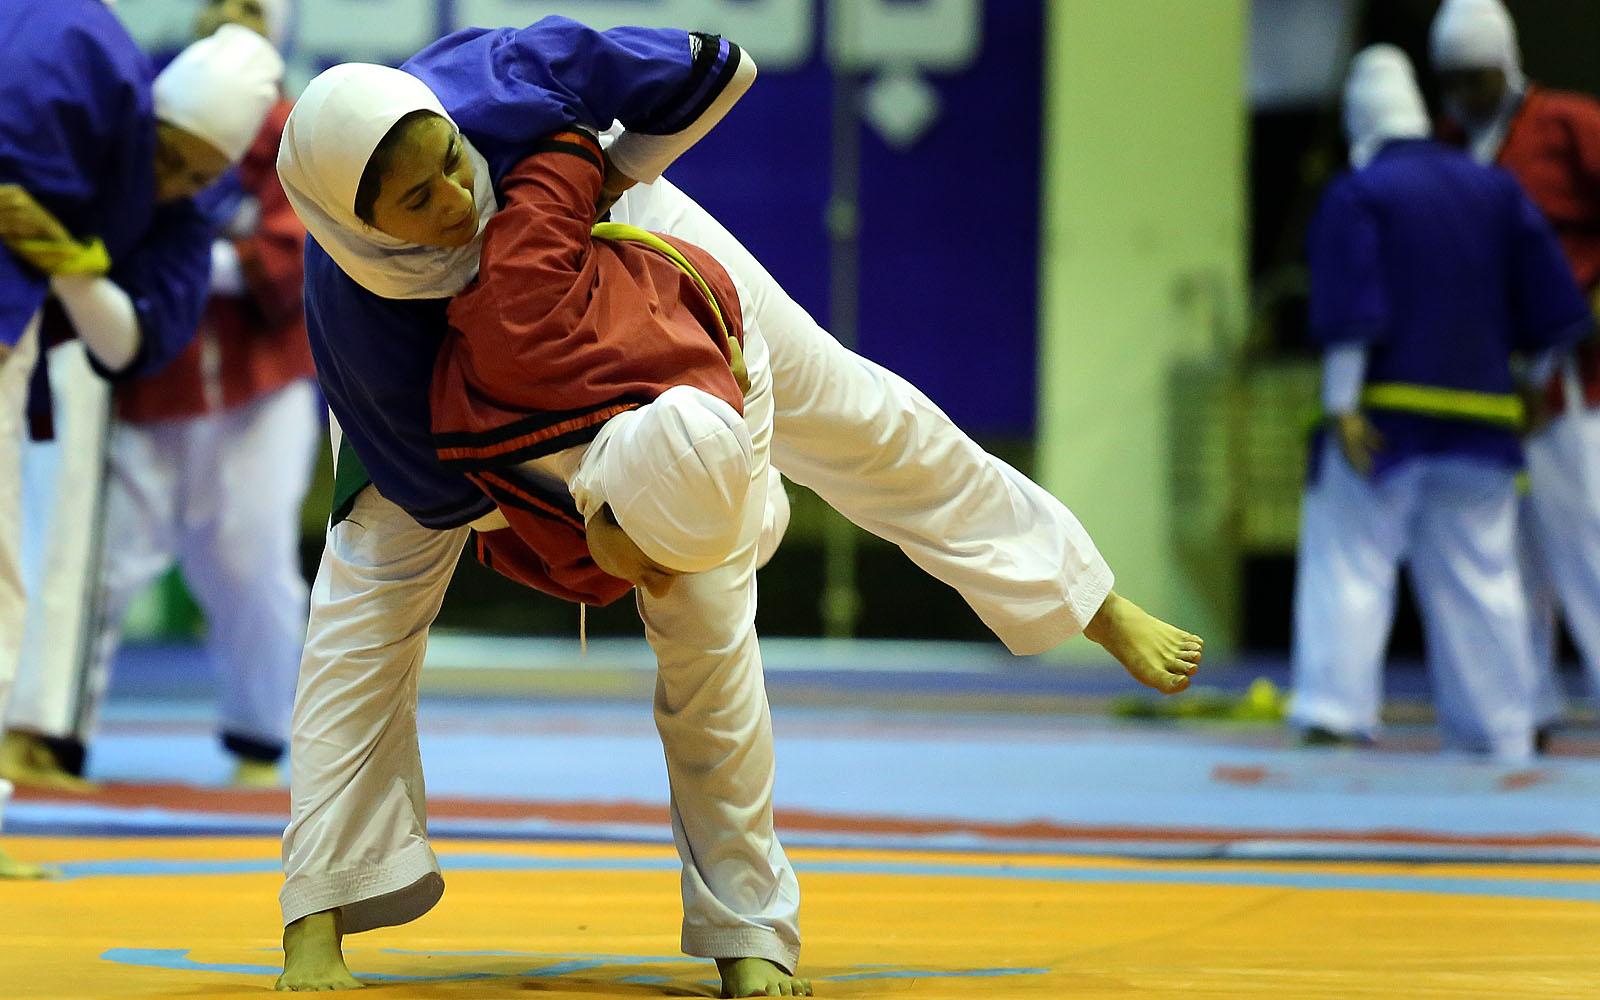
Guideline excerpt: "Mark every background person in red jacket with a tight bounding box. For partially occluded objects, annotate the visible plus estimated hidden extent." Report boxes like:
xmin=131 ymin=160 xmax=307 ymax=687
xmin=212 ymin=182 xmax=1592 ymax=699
xmin=1431 ymin=0 xmax=1600 ymax=742
xmin=0 ymin=0 xmax=317 ymax=789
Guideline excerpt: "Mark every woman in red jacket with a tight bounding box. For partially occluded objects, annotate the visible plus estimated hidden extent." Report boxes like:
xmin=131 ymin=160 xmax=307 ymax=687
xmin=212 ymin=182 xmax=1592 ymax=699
xmin=1432 ymin=0 xmax=1600 ymax=741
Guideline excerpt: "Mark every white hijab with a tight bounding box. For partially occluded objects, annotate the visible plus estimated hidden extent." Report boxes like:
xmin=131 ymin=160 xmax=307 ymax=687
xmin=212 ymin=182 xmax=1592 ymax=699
xmin=154 ymin=23 xmax=284 ymax=162
xmin=572 ymin=386 xmax=754 ymax=575
xmin=1429 ymin=0 xmax=1527 ymax=163
xmin=276 ymin=63 xmax=495 ymax=300
xmin=1343 ymin=45 xmax=1431 ymax=170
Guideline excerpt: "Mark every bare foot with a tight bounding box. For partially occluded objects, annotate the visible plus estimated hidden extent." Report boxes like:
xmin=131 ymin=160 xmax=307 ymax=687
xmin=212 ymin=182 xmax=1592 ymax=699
xmin=276 ymin=910 xmax=361 ymax=991
xmin=0 ymin=845 xmax=57 ymax=879
xmin=716 ymin=957 xmax=812 ymax=997
xmin=0 ymin=730 xmax=97 ymax=793
xmin=1083 ymin=591 xmax=1203 ymax=694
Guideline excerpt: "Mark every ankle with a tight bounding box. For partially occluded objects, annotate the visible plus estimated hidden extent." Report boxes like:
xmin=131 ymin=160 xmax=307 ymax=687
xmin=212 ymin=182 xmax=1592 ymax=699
xmin=1082 ymin=591 xmax=1126 ymax=646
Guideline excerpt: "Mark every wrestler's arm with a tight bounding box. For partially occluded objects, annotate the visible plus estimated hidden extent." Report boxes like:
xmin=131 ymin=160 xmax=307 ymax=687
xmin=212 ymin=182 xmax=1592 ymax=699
xmin=404 ymin=18 xmax=754 ymax=204
xmin=0 ymin=185 xmax=208 ymax=376
xmin=1306 ymin=178 xmax=1388 ymax=474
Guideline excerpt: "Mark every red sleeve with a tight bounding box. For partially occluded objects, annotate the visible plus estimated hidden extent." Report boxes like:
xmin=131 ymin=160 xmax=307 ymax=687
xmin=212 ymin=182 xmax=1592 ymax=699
xmin=467 ymin=129 xmax=605 ymax=317
xmin=234 ymin=102 xmax=306 ymax=327
xmin=1558 ymin=92 xmax=1600 ymax=199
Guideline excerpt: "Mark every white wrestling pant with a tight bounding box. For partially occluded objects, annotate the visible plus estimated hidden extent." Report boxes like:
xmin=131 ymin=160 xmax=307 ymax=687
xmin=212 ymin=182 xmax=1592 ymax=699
xmin=1520 ymin=383 xmax=1600 ymax=722
xmin=281 ymin=179 xmax=1114 ymax=961
xmin=283 ymin=320 xmax=802 ymax=968
xmin=0 ymin=313 xmax=41 ymax=828
xmin=1289 ymin=437 xmax=1537 ymax=761
xmin=7 ymin=379 xmax=318 ymax=758
xmin=614 ymin=179 xmax=1114 ymax=651
xmin=5 ymin=342 xmax=112 ymax=746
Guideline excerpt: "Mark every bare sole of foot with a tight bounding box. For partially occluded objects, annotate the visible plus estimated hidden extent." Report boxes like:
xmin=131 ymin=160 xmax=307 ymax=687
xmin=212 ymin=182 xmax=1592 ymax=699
xmin=1083 ymin=590 xmax=1203 ymax=694
xmin=717 ymin=957 xmax=812 ymax=997
xmin=276 ymin=910 xmax=362 ymax=991
xmin=0 ymin=847 xmax=57 ymax=879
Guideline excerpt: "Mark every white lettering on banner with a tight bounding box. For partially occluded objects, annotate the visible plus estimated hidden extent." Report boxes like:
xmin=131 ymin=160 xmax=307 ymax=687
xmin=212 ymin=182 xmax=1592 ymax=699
xmin=113 ymin=0 xmax=988 ymax=137
xmin=829 ymin=0 xmax=981 ymax=72
xmin=294 ymin=0 xmax=438 ymax=67
xmin=115 ymin=1 xmax=985 ymax=75
xmin=457 ymin=1 xmax=814 ymax=68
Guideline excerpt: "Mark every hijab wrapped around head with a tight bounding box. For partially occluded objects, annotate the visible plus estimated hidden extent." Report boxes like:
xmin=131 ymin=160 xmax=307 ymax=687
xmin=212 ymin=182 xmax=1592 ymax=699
xmin=1428 ymin=0 xmax=1526 ymax=161
xmin=154 ymin=23 xmax=284 ymax=162
xmin=1342 ymin=44 xmax=1431 ymax=169
xmin=572 ymin=385 xmax=754 ymax=575
xmin=276 ymin=62 xmax=496 ymax=299
xmin=1430 ymin=0 xmax=1525 ymax=90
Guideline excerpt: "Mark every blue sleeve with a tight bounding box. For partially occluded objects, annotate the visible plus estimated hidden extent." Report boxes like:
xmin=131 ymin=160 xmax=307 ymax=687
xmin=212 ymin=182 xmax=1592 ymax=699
xmin=95 ymin=199 xmax=212 ymax=380
xmin=0 ymin=2 xmax=155 ymax=345
xmin=1501 ymin=175 xmax=1594 ymax=352
xmin=0 ymin=2 xmax=156 ymax=259
xmin=404 ymin=17 xmax=740 ymax=181
xmin=1307 ymin=178 xmax=1390 ymax=347
xmin=304 ymin=240 xmax=492 ymax=528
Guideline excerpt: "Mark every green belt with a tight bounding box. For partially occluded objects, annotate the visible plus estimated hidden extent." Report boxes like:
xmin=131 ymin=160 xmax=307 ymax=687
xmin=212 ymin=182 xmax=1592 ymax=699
xmin=330 ymin=435 xmax=371 ymax=526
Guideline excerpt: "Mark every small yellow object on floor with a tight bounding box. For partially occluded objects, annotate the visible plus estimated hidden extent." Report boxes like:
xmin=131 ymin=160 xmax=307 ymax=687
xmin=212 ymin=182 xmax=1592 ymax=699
xmin=229 ymin=759 xmax=282 ymax=789
xmin=1 ymin=836 xmax=1596 ymax=999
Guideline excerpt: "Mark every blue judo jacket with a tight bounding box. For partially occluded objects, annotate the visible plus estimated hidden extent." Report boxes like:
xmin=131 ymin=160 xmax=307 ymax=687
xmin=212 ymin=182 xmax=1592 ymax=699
xmin=1307 ymin=139 xmax=1592 ymax=479
xmin=0 ymin=0 xmax=211 ymax=382
xmin=304 ymin=17 xmax=744 ymax=527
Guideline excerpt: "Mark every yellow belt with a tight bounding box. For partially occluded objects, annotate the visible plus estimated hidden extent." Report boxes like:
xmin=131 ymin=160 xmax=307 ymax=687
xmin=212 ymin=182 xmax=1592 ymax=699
xmin=1359 ymin=382 xmax=1524 ymax=430
xmin=590 ymin=222 xmax=728 ymax=339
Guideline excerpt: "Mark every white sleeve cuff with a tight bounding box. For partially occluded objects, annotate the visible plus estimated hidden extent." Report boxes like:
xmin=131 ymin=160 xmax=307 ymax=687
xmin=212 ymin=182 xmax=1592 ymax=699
xmin=1528 ymin=347 xmax=1564 ymax=388
xmin=1321 ymin=341 xmax=1368 ymax=415
xmin=605 ymin=48 xmax=758 ymax=183
xmin=209 ymin=239 xmax=247 ymax=297
xmin=50 ymin=274 xmax=140 ymax=373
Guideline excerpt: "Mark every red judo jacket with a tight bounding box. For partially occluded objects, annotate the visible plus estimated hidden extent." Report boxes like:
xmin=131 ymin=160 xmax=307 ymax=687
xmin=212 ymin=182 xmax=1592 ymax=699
xmin=432 ymin=129 xmax=746 ymax=604
xmin=1443 ymin=85 xmax=1600 ymax=413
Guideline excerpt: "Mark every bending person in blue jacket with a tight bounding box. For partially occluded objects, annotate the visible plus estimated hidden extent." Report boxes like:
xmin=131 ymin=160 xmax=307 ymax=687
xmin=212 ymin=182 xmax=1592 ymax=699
xmin=273 ymin=15 xmax=1202 ymax=996
xmin=0 ymin=4 xmax=282 ymax=876
xmin=1289 ymin=46 xmax=1592 ymax=760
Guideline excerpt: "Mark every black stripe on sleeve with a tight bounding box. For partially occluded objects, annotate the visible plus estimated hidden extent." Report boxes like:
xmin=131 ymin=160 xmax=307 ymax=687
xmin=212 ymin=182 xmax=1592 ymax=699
xmin=668 ymin=40 xmax=742 ymax=134
xmin=529 ymin=135 xmax=605 ymax=175
xmin=432 ymin=395 xmax=648 ymax=455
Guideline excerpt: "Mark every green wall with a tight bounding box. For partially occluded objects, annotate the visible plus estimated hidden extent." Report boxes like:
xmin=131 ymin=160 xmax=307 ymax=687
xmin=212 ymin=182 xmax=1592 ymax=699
xmin=1037 ymin=0 xmax=1248 ymax=654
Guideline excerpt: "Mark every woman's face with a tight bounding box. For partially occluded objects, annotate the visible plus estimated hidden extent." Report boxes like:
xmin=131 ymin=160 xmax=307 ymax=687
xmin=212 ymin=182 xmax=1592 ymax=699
xmin=194 ymin=0 xmax=269 ymax=41
xmin=367 ymin=116 xmax=479 ymax=247
xmin=1438 ymin=67 xmax=1509 ymax=125
xmin=153 ymin=122 xmax=230 ymax=203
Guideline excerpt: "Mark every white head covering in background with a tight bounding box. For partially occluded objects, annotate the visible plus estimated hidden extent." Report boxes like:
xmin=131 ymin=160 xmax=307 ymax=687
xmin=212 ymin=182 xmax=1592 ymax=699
xmin=572 ymin=385 xmax=754 ymax=576
xmin=1342 ymin=44 xmax=1431 ymax=169
xmin=1429 ymin=0 xmax=1525 ymax=88
xmin=276 ymin=62 xmax=495 ymax=299
xmin=1428 ymin=0 xmax=1526 ymax=162
xmin=256 ymin=0 xmax=293 ymax=47
xmin=154 ymin=23 xmax=285 ymax=162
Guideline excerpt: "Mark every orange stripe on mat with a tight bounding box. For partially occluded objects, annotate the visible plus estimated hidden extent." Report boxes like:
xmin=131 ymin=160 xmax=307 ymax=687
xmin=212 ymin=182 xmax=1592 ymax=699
xmin=14 ymin=782 xmax=1600 ymax=848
